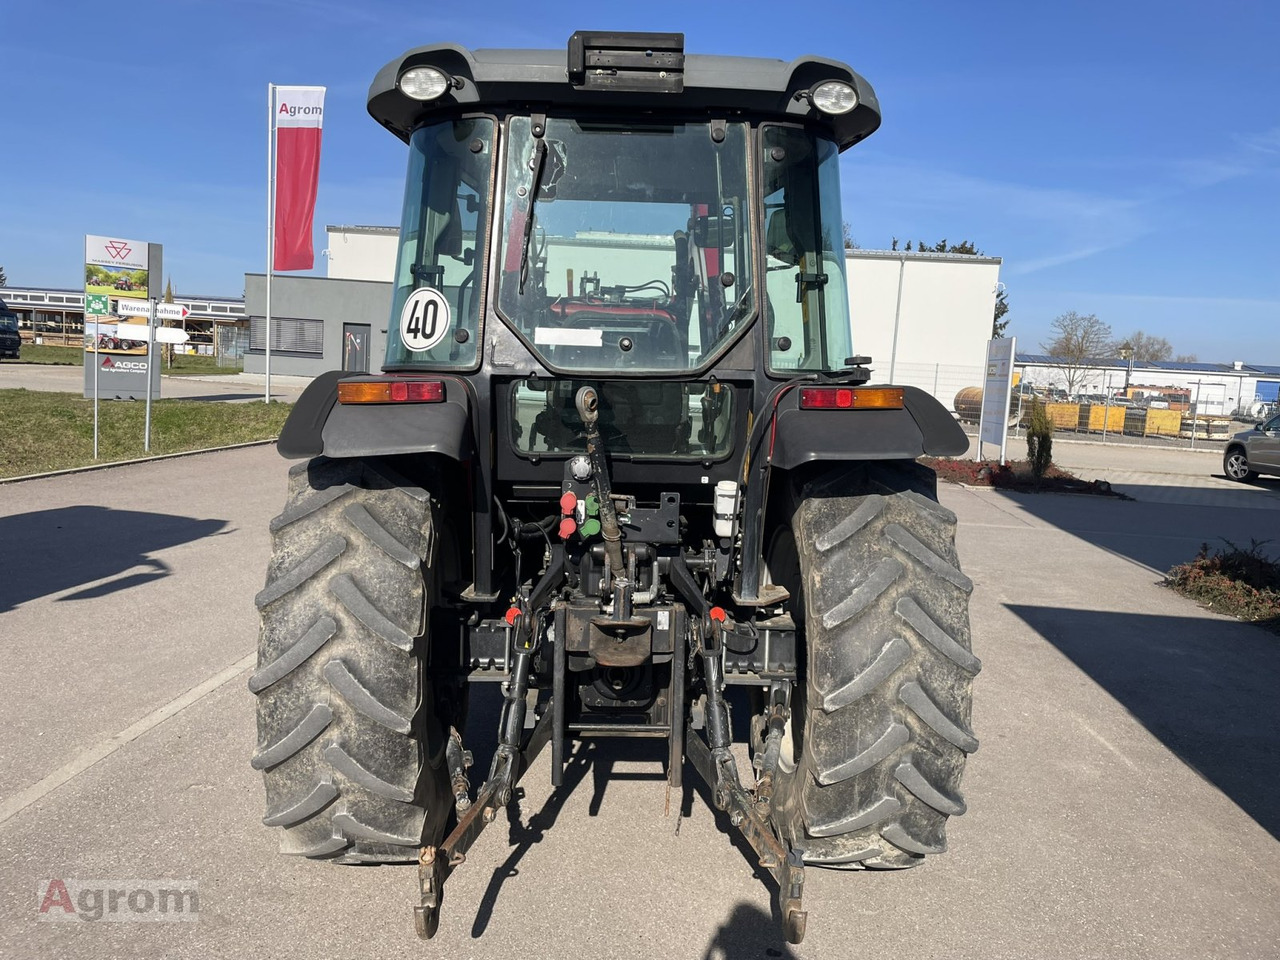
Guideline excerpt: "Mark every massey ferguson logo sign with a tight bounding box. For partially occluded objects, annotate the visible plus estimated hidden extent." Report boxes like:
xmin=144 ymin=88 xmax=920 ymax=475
xmin=85 ymin=235 xmax=149 ymax=271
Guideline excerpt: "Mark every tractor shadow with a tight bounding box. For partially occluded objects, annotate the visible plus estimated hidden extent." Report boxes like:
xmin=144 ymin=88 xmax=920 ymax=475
xmin=465 ymin=686 xmax=779 ymax=939
xmin=470 ymin=736 xmax=672 ymax=938
xmin=702 ymin=902 xmax=801 ymax=960
xmin=0 ymin=505 xmax=230 ymax=612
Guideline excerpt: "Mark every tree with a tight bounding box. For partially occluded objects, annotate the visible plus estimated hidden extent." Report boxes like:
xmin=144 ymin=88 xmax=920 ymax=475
xmin=0 ymin=264 xmax=7 ymax=287
xmin=1041 ymin=311 xmax=1113 ymax=396
xmin=162 ymin=278 xmax=176 ymax=368
xmin=1025 ymin=397 xmax=1054 ymax=483
xmin=1174 ymin=353 xmax=1199 ymax=363
xmin=842 ymin=221 xmax=859 ymax=250
xmin=891 ymin=238 xmax=985 ymax=255
xmin=916 ymin=239 xmax=983 ymax=255
xmin=992 ymin=287 xmax=1010 ymax=339
xmin=1119 ymin=330 xmax=1172 ymax=363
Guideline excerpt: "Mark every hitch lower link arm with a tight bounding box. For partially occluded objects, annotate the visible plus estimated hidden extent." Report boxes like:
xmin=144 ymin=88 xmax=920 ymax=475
xmin=415 ymin=552 xmax=565 ymax=939
xmin=685 ymin=613 xmax=807 ymax=944
xmin=414 ymin=708 xmax=554 ymax=939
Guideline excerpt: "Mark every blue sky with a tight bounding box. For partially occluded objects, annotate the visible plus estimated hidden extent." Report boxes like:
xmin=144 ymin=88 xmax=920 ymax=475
xmin=1 ymin=0 xmax=1276 ymax=361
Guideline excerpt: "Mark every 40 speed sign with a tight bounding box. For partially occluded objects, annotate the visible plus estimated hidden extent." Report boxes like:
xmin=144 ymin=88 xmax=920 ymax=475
xmin=400 ymin=287 xmax=451 ymax=352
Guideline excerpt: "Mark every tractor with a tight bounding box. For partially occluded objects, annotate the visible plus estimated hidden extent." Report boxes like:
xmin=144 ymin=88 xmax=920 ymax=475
xmin=250 ymin=31 xmax=978 ymax=944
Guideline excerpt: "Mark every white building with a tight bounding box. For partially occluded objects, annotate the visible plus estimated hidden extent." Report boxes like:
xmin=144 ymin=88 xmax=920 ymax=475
xmin=846 ymin=250 xmax=1001 ymax=399
xmin=324 ymin=225 xmax=399 ymax=282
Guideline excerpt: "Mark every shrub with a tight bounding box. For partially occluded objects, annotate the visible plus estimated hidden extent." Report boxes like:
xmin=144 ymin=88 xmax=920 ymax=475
xmin=1166 ymin=539 xmax=1280 ymax=633
xmin=1025 ymin=397 xmax=1054 ymax=482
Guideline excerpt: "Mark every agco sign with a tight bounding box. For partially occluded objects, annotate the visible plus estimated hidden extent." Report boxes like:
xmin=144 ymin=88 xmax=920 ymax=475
xmin=102 ymin=357 xmax=149 ymax=372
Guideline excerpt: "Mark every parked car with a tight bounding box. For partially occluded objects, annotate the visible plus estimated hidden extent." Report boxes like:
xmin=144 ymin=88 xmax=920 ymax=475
xmin=1223 ymin=413 xmax=1280 ymax=482
xmin=0 ymin=302 xmax=20 ymax=359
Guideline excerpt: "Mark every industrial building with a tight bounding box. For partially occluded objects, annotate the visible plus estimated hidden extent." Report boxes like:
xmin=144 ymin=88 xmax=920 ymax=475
xmin=0 ymin=285 xmax=247 ymax=359
xmin=1015 ymin=354 xmax=1280 ymax=418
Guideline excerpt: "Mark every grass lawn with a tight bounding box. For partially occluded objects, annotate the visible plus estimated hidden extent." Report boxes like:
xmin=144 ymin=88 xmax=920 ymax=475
xmin=85 ymin=283 xmax=146 ymax=298
xmin=10 ymin=343 xmax=83 ymax=365
xmin=0 ymin=389 xmax=290 ymax=479
xmin=163 ymin=352 xmax=244 ymax=376
xmin=7 ymin=343 xmax=242 ymax=375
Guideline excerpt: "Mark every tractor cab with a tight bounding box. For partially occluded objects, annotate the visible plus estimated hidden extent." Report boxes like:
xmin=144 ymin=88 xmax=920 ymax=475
xmin=369 ymin=32 xmax=880 ymax=465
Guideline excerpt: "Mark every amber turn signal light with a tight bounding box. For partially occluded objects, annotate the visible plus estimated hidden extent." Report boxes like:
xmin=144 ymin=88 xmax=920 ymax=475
xmin=798 ymin=386 xmax=904 ymax=410
xmin=337 ymin=379 xmax=445 ymax=404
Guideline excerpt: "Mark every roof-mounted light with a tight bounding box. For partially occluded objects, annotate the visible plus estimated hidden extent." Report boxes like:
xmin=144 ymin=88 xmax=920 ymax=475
xmin=398 ymin=66 xmax=454 ymax=101
xmin=809 ymin=80 xmax=859 ymax=115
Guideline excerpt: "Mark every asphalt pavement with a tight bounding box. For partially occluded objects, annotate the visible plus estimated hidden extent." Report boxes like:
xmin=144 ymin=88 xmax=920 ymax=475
xmin=0 ymin=444 xmax=1277 ymax=959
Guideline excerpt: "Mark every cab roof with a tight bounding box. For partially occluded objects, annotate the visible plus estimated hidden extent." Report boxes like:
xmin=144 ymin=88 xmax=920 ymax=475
xmin=367 ymin=33 xmax=881 ymax=151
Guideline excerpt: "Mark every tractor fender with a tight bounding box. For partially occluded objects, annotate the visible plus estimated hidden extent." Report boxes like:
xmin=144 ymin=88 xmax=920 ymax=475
xmin=770 ymin=384 xmax=968 ymax=469
xmin=276 ymin=370 xmax=473 ymax=461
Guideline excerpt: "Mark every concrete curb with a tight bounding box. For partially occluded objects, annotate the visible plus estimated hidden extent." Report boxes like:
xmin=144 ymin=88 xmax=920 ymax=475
xmin=962 ymin=429 xmax=1225 ymax=456
xmin=0 ymin=439 xmax=278 ymax=485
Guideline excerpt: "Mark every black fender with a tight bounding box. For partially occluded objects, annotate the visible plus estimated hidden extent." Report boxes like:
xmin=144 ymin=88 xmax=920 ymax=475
xmin=770 ymin=384 xmax=968 ymax=468
xmin=276 ymin=371 xmax=474 ymax=461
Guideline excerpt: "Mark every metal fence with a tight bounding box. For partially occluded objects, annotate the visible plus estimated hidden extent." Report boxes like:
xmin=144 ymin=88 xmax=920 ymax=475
xmin=885 ymin=361 xmax=987 ymax=409
xmin=995 ymin=398 xmax=1243 ymax=452
xmin=888 ymin=363 xmax=1249 ymax=453
xmin=216 ymin=325 xmax=248 ymax=367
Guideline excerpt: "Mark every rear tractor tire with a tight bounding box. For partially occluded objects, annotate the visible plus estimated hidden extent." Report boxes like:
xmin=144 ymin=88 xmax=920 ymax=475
xmin=771 ymin=461 xmax=980 ymax=869
xmin=250 ymin=457 xmax=453 ymax=863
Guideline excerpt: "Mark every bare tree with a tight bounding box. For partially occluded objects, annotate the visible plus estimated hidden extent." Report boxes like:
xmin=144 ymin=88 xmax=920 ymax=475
xmin=1174 ymin=353 xmax=1199 ymax=363
xmin=1042 ymin=311 xmax=1113 ymax=396
xmin=1120 ymin=330 xmax=1172 ymax=363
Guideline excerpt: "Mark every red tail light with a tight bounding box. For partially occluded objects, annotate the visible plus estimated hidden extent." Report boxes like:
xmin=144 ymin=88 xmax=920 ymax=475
xmin=799 ymin=386 xmax=905 ymax=410
xmin=337 ymin=379 xmax=445 ymax=404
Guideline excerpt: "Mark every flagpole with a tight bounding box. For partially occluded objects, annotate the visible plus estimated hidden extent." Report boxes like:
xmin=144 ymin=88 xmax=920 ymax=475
xmin=265 ymin=82 xmax=275 ymax=404
xmin=92 ymin=317 xmax=100 ymax=459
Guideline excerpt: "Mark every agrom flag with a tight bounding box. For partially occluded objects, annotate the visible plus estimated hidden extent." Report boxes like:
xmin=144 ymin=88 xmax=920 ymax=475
xmin=273 ymin=86 xmax=326 ymax=271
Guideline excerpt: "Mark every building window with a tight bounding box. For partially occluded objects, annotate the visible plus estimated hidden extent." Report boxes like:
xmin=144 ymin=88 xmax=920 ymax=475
xmin=249 ymin=316 xmax=324 ymax=355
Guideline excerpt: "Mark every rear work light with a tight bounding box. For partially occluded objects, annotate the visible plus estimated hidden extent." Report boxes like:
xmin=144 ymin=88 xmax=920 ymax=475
xmin=799 ymin=386 xmax=905 ymax=410
xmin=337 ymin=379 xmax=445 ymax=404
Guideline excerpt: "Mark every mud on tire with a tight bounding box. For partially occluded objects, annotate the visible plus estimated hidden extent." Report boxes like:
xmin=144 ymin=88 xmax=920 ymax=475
xmin=773 ymin=461 xmax=979 ymax=869
xmin=250 ymin=457 xmax=452 ymax=863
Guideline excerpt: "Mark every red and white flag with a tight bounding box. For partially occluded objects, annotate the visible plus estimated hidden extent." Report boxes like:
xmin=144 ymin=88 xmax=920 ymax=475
xmin=272 ymin=85 xmax=325 ymax=271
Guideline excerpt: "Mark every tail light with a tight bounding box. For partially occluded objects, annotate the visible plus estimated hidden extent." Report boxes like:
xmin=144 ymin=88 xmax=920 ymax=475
xmin=799 ymin=386 xmax=904 ymax=410
xmin=337 ymin=379 xmax=445 ymax=404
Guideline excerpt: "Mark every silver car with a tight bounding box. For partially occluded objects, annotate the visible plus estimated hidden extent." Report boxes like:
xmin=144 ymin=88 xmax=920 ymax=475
xmin=1224 ymin=412 xmax=1280 ymax=481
